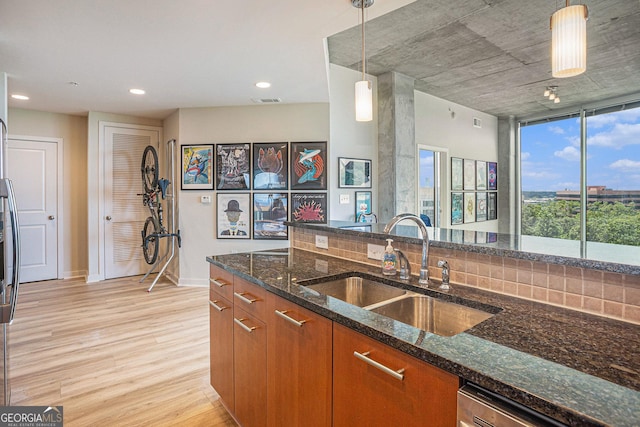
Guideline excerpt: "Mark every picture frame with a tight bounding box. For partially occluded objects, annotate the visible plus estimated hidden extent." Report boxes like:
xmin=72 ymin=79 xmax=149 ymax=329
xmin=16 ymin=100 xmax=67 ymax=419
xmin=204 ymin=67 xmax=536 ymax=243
xmin=253 ymin=193 xmax=288 ymax=240
xmin=216 ymin=193 xmax=251 ymax=239
xmin=216 ymin=143 xmax=251 ymax=190
xmin=290 ymin=141 xmax=327 ymax=190
xmin=451 ymin=192 xmax=463 ymax=225
xmin=476 ymin=192 xmax=487 ymax=222
xmin=355 ymin=191 xmax=372 ymax=221
xmin=488 ymin=192 xmax=498 ymax=220
xmin=476 ymin=160 xmax=487 ymax=191
xmin=338 ymin=157 xmax=372 ymax=188
xmin=291 ymin=193 xmax=327 ymax=223
xmin=464 ymin=192 xmax=476 ymax=223
xmin=463 ymin=159 xmax=475 ymax=191
xmin=451 ymin=157 xmax=463 ymax=191
xmin=488 ymin=162 xmax=498 ymax=190
xmin=253 ymin=142 xmax=288 ymax=190
xmin=181 ymin=144 xmax=214 ymax=190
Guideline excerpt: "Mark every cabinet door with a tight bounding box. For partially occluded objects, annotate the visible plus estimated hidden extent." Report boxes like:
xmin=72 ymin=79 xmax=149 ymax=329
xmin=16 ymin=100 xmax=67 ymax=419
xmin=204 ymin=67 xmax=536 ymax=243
xmin=234 ymin=307 xmax=267 ymax=427
xmin=267 ymin=293 xmax=332 ymax=427
xmin=209 ymin=296 xmax=234 ymax=412
xmin=333 ymin=323 xmax=458 ymax=427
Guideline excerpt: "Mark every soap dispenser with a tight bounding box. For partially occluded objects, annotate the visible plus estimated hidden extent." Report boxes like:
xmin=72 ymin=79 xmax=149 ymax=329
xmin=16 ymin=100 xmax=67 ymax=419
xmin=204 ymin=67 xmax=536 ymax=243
xmin=381 ymin=239 xmax=398 ymax=276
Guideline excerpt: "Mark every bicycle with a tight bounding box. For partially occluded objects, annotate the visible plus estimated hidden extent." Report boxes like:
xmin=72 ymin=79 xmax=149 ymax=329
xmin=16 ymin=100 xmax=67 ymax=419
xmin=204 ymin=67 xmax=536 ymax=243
xmin=140 ymin=145 xmax=181 ymax=265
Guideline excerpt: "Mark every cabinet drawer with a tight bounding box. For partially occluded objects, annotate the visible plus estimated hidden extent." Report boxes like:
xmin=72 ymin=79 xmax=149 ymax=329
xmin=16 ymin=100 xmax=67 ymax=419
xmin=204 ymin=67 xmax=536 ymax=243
xmin=233 ymin=277 xmax=267 ymax=321
xmin=210 ymin=264 xmax=234 ymax=301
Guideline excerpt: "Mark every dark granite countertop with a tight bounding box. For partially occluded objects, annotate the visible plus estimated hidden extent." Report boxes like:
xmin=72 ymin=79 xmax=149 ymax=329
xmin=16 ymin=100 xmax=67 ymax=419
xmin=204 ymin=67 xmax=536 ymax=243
xmin=207 ymin=248 xmax=640 ymax=427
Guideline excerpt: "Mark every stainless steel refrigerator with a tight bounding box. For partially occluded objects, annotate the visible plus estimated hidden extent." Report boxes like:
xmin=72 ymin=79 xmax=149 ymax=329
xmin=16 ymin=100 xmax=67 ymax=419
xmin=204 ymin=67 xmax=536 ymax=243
xmin=0 ymin=117 xmax=21 ymax=406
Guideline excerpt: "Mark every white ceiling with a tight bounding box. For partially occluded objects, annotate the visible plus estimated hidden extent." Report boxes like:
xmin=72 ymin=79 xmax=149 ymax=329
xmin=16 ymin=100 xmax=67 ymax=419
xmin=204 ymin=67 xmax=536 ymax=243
xmin=0 ymin=0 xmax=414 ymax=120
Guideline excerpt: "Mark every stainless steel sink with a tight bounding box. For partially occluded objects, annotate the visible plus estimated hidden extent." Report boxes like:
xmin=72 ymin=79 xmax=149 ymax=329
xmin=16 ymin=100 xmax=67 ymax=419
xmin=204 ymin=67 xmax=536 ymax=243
xmin=302 ymin=276 xmax=407 ymax=307
xmin=370 ymin=295 xmax=495 ymax=337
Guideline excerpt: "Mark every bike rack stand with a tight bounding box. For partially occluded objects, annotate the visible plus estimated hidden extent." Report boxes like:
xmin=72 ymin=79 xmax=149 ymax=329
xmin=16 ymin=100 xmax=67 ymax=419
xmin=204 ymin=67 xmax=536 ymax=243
xmin=140 ymin=138 xmax=181 ymax=292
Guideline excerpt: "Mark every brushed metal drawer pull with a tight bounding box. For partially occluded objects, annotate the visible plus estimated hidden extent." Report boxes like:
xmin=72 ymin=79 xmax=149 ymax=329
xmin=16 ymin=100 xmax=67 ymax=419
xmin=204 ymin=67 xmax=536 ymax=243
xmin=233 ymin=317 xmax=257 ymax=333
xmin=209 ymin=300 xmax=229 ymax=312
xmin=210 ymin=278 xmax=230 ymax=288
xmin=234 ymin=292 xmax=258 ymax=304
xmin=353 ymin=351 xmax=405 ymax=381
xmin=274 ymin=309 xmax=307 ymax=327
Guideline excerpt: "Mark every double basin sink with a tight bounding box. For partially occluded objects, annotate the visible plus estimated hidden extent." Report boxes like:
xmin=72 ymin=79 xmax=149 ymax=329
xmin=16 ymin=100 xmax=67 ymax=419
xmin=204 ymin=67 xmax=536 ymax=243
xmin=300 ymin=273 xmax=499 ymax=337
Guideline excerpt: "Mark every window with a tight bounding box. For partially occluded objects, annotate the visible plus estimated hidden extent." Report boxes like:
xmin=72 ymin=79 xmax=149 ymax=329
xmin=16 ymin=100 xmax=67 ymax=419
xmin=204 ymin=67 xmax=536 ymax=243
xmin=417 ymin=147 xmax=442 ymax=227
xmin=520 ymin=103 xmax=640 ymax=252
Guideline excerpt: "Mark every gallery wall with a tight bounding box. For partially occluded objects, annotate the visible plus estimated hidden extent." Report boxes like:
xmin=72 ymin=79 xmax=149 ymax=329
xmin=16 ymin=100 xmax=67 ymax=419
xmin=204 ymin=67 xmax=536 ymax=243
xmin=174 ymin=104 xmax=330 ymax=286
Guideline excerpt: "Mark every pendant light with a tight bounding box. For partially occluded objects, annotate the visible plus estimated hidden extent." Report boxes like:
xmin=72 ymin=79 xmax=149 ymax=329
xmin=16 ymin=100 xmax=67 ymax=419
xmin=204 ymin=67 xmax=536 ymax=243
xmin=550 ymin=1 xmax=588 ymax=78
xmin=354 ymin=0 xmax=373 ymax=122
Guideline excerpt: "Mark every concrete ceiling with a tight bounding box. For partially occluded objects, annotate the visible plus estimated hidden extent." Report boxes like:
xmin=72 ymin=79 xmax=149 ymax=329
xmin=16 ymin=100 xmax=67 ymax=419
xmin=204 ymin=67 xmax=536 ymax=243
xmin=330 ymin=0 xmax=640 ymax=118
xmin=2 ymin=0 xmax=639 ymax=121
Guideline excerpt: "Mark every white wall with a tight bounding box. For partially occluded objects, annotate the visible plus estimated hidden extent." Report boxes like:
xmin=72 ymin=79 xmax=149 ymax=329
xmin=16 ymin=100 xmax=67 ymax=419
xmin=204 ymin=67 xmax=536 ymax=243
xmin=8 ymin=108 xmax=88 ymax=278
xmin=328 ymin=64 xmax=378 ymax=221
xmin=414 ymin=91 xmax=499 ymax=231
xmin=175 ymin=104 xmax=329 ymax=286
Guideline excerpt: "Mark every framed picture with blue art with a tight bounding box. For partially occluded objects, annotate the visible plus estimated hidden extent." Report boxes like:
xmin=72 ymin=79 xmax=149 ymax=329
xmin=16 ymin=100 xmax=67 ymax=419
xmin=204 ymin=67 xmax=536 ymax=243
xmin=339 ymin=157 xmax=371 ymax=188
xmin=253 ymin=193 xmax=288 ymax=240
xmin=253 ymin=142 xmax=288 ymax=190
xmin=181 ymin=144 xmax=214 ymax=190
xmin=290 ymin=141 xmax=327 ymax=190
xmin=217 ymin=193 xmax=251 ymax=239
xmin=451 ymin=192 xmax=463 ymax=225
xmin=355 ymin=191 xmax=372 ymax=222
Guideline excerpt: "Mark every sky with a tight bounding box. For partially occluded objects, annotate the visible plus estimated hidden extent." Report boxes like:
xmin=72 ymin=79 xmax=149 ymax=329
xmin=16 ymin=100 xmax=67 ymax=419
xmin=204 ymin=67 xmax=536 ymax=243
xmin=521 ymin=107 xmax=640 ymax=191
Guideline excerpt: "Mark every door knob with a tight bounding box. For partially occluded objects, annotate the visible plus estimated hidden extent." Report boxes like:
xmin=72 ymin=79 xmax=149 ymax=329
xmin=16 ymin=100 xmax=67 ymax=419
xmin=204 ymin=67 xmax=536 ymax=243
xmin=48 ymin=215 xmax=55 ymax=220
xmin=106 ymin=215 xmax=112 ymax=221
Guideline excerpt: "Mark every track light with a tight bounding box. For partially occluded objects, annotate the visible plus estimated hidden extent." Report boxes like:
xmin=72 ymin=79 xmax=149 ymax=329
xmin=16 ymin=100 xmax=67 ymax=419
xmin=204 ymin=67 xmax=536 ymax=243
xmin=544 ymin=86 xmax=560 ymax=104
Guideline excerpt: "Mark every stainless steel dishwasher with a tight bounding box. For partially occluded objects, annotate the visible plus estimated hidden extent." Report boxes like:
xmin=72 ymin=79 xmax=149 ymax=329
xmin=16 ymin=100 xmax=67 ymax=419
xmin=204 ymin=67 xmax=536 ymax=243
xmin=457 ymin=384 xmax=567 ymax=427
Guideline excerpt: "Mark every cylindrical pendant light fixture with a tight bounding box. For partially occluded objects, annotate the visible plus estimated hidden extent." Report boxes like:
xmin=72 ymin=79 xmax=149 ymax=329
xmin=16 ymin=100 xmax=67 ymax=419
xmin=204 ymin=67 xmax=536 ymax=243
xmin=353 ymin=0 xmax=374 ymax=122
xmin=551 ymin=1 xmax=588 ymax=78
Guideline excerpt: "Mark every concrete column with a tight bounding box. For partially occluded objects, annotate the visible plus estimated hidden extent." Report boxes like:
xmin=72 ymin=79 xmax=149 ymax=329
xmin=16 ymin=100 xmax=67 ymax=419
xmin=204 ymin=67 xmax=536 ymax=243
xmin=497 ymin=115 xmax=517 ymax=235
xmin=377 ymin=72 xmax=416 ymax=223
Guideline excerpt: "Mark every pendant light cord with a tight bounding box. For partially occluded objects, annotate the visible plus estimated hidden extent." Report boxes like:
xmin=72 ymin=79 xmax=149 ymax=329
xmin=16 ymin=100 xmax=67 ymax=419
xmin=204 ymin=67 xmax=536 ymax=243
xmin=361 ymin=0 xmax=366 ymax=80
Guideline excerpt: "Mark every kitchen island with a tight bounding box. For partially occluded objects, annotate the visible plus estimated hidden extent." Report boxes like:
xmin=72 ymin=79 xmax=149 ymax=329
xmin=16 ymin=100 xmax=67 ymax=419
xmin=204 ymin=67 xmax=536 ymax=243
xmin=207 ymin=246 xmax=639 ymax=426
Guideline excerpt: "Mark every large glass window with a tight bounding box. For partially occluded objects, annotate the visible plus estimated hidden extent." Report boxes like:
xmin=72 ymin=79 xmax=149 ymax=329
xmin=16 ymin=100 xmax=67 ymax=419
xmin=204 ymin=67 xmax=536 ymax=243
xmin=520 ymin=103 xmax=640 ymax=250
xmin=520 ymin=116 xmax=581 ymax=240
xmin=417 ymin=147 xmax=441 ymax=226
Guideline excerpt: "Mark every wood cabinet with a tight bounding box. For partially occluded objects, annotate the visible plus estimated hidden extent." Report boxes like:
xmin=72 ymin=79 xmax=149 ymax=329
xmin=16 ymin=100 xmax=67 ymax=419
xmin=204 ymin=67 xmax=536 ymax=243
xmin=267 ymin=293 xmax=332 ymax=427
xmin=209 ymin=265 xmax=235 ymax=412
xmin=233 ymin=307 xmax=267 ymax=427
xmin=333 ymin=323 xmax=459 ymax=427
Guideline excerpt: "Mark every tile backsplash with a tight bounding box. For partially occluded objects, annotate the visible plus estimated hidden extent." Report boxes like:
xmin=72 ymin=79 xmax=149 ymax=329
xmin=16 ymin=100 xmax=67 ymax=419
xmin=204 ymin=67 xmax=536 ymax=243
xmin=291 ymin=228 xmax=640 ymax=325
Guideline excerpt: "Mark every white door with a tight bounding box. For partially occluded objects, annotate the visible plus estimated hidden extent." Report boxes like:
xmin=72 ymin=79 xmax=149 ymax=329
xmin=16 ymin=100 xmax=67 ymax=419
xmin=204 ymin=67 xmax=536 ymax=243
xmin=104 ymin=126 xmax=160 ymax=279
xmin=6 ymin=138 xmax=59 ymax=282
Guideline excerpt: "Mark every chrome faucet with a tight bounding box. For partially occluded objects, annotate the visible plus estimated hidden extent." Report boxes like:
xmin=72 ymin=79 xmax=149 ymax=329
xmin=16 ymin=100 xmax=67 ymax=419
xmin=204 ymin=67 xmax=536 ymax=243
xmin=437 ymin=260 xmax=450 ymax=291
xmin=384 ymin=213 xmax=430 ymax=285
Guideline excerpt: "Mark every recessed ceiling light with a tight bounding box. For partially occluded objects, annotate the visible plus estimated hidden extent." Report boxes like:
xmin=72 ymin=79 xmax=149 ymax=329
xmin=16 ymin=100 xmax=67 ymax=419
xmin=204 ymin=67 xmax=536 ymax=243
xmin=11 ymin=94 xmax=29 ymax=100
xmin=129 ymin=88 xmax=145 ymax=95
xmin=255 ymin=82 xmax=271 ymax=89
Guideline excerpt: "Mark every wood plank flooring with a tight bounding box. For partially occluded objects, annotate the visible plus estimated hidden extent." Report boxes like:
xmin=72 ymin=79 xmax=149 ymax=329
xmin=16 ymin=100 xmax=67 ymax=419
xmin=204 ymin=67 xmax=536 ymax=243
xmin=9 ymin=276 xmax=237 ymax=427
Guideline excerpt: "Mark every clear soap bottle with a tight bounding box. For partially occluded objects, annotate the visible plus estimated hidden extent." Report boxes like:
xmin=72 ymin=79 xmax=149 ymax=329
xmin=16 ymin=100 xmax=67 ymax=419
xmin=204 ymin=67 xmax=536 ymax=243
xmin=381 ymin=238 xmax=398 ymax=276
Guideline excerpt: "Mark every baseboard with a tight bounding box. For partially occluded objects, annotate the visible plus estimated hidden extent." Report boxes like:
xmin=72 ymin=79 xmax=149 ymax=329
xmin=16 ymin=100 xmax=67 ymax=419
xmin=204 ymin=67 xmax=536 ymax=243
xmin=177 ymin=277 xmax=208 ymax=287
xmin=63 ymin=270 xmax=87 ymax=280
xmin=86 ymin=274 xmax=103 ymax=283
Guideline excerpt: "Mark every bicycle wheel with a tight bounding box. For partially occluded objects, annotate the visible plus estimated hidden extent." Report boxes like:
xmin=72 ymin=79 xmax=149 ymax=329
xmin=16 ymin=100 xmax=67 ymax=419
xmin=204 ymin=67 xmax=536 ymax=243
xmin=141 ymin=145 xmax=159 ymax=194
xmin=142 ymin=216 xmax=160 ymax=265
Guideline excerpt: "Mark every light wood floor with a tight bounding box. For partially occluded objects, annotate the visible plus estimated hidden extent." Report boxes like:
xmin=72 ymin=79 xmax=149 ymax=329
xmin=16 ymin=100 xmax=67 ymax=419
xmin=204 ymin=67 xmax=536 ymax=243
xmin=9 ymin=275 xmax=238 ymax=427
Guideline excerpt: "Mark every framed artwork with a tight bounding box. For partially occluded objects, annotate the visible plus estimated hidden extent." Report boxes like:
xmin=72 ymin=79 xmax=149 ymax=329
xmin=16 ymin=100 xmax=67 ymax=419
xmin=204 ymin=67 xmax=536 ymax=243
xmin=451 ymin=228 xmax=463 ymax=243
xmin=463 ymin=159 xmax=475 ymax=191
xmin=290 ymin=141 xmax=327 ymax=190
xmin=488 ymin=192 xmax=498 ymax=220
xmin=181 ymin=144 xmax=214 ymax=190
xmin=464 ymin=230 xmax=476 ymax=244
xmin=291 ymin=193 xmax=327 ymax=223
xmin=476 ymin=192 xmax=487 ymax=221
xmin=253 ymin=193 xmax=288 ymax=240
xmin=338 ymin=157 xmax=372 ymax=188
xmin=487 ymin=232 xmax=498 ymax=243
xmin=464 ymin=192 xmax=476 ymax=223
xmin=253 ymin=142 xmax=288 ymax=190
xmin=216 ymin=193 xmax=250 ymax=239
xmin=488 ymin=162 xmax=498 ymax=190
xmin=216 ymin=143 xmax=251 ymax=190
xmin=451 ymin=157 xmax=463 ymax=191
xmin=476 ymin=231 xmax=487 ymax=244
xmin=451 ymin=192 xmax=463 ymax=225
xmin=355 ymin=191 xmax=372 ymax=220
xmin=476 ymin=161 xmax=487 ymax=191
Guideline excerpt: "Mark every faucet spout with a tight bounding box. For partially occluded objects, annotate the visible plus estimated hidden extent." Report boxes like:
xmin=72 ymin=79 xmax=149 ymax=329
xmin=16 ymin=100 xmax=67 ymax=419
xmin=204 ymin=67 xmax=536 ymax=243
xmin=383 ymin=213 xmax=430 ymax=285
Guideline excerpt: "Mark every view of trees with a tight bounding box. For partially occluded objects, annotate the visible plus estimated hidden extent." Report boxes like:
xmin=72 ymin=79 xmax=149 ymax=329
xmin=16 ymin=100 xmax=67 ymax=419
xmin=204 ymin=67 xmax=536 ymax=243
xmin=522 ymin=201 xmax=640 ymax=246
